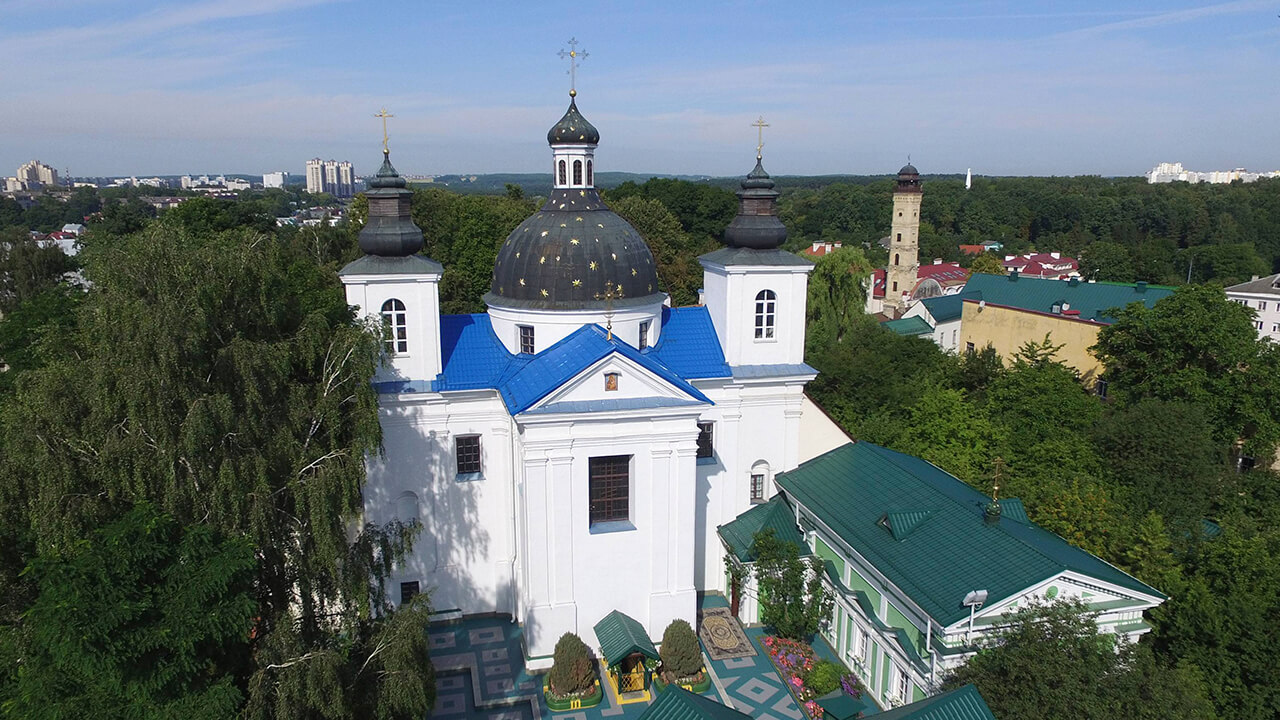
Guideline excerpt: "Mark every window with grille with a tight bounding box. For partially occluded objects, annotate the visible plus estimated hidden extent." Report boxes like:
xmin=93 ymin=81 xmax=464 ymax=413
xmin=400 ymin=581 xmax=419 ymax=604
xmin=696 ymin=422 xmax=714 ymax=459
xmin=754 ymin=290 xmax=776 ymax=339
xmin=589 ymin=455 xmax=630 ymax=526
xmin=558 ymin=160 xmax=566 ymax=185
xmin=455 ymin=435 xmax=482 ymax=475
xmin=587 ymin=160 xmax=593 ymax=186
xmin=750 ymin=473 xmax=766 ymax=501
xmin=381 ymin=299 xmax=407 ymax=354
xmin=573 ymin=159 xmax=583 ymax=185
xmin=519 ymin=325 xmax=535 ymax=354
xmin=639 ymin=320 xmax=651 ymax=350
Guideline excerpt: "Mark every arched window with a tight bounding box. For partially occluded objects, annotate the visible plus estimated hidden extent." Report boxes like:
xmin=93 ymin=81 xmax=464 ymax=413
xmin=558 ymin=160 xmax=567 ymax=185
xmin=396 ymin=491 xmax=419 ymax=524
xmin=573 ymin=159 xmax=583 ymax=185
xmin=754 ymin=290 xmax=776 ymax=339
xmin=586 ymin=160 xmax=593 ymax=186
xmin=894 ymin=253 xmax=900 ymax=265
xmin=381 ymin=298 xmax=407 ymax=354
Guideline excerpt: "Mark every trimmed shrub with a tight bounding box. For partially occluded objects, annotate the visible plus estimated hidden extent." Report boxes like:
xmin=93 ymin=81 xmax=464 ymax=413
xmin=548 ymin=633 xmax=595 ymax=696
xmin=660 ymin=619 xmax=703 ymax=680
xmin=804 ymin=659 xmax=845 ymax=696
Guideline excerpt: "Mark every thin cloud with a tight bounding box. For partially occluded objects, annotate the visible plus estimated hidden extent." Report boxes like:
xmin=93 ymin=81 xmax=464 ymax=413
xmin=1055 ymin=0 xmax=1274 ymax=38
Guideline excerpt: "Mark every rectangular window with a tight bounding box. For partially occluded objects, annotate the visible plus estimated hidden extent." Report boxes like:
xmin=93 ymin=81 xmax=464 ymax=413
xmin=894 ymin=665 xmax=910 ymax=705
xmin=965 ymin=342 xmax=975 ymax=353
xmin=1095 ymin=379 xmax=1108 ymax=399
xmin=750 ymin=473 xmax=766 ymax=502
xmin=1272 ymin=323 xmax=1279 ymax=333
xmin=455 ymin=435 xmax=482 ymax=475
xmin=1260 ymin=301 xmax=1268 ymax=311
xmin=400 ymin=581 xmax=419 ymax=604
xmin=696 ymin=422 xmax=714 ymax=459
xmin=639 ymin=320 xmax=651 ymax=350
xmin=518 ymin=325 xmax=535 ymax=354
xmin=1256 ymin=321 xmax=1264 ymax=330
xmin=589 ymin=455 xmax=630 ymax=526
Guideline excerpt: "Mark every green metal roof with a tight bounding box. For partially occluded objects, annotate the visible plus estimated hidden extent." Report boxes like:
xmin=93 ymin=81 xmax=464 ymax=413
xmin=593 ymin=610 xmax=659 ymax=667
xmin=817 ymin=690 xmax=874 ymax=720
xmin=919 ymin=293 xmax=966 ymax=323
xmin=639 ymin=685 xmax=752 ymax=720
xmin=717 ymin=494 xmax=808 ymax=562
xmin=882 ymin=316 xmax=934 ymax=336
xmin=872 ymin=684 xmax=997 ymax=720
xmin=773 ymin=442 xmax=1164 ymax=626
xmin=962 ymin=273 xmax=1173 ymax=324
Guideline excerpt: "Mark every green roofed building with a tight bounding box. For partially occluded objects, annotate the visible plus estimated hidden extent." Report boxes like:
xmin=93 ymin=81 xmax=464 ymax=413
xmin=881 ymin=316 xmax=934 ymax=337
xmin=870 ymin=684 xmax=996 ymax=720
xmin=639 ymin=685 xmax=753 ymax=720
xmin=719 ymin=441 xmax=1164 ymax=711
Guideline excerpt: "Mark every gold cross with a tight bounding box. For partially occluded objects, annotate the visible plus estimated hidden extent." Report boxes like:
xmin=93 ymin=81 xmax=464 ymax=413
xmin=595 ymin=281 xmax=624 ymax=340
xmin=375 ymin=108 xmax=394 ymax=154
xmin=558 ymin=37 xmax=588 ymax=97
xmin=752 ymin=116 xmax=770 ymax=159
xmin=992 ymin=457 xmax=1004 ymax=501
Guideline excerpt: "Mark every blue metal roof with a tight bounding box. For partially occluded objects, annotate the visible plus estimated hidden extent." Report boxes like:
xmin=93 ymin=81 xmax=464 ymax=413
xmin=423 ymin=308 xmax=728 ymax=415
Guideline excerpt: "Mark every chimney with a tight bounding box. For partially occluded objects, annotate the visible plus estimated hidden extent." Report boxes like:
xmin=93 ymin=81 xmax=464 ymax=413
xmin=1251 ymin=275 xmax=1260 ymax=281
xmin=1051 ymin=252 xmax=1060 ymax=259
xmin=1136 ymin=281 xmax=1148 ymax=292
xmin=1009 ymin=270 xmax=1019 ymax=281
xmin=934 ymin=258 xmax=943 ymax=265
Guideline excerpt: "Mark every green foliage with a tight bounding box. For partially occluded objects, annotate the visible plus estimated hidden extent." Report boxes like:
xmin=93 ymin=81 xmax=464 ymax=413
xmin=802 ymin=660 xmax=846 ymax=696
xmin=751 ymin=529 xmax=834 ymax=641
xmin=162 ymin=196 xmax=275 ymax=235
xmin=1080 ymin=241 xmax=1136 ymax=282
xmin=609 ymin=195 xmax=712 ymax=307
xmin=6 ymin=503 xmax=256 ymax=719
xmin=606 ymin=178 xmax=737 ymax=243
xmin=1093 ymin=284 xmax=1280 ymax=452
xmin=548 ymin=633 xmax=595 ymax=696
xmin=887 ymin=386 xmax=1001 ymax=484
xmin=0 ymin=227 xmax=75 ymax=313
xmin=805 ymin=245 xmax=874 ymax=350
xmin=967 ymin=252 xmax=1005 ymax=275
xmin=0 ymin=220 xmax=433 ymax=719
xmin=0 ymin=286 xmax=81 ymax=398
xmin=659 ymin=619 xmax=702 ymax=680
xmin=944 ymin=599 xmax=1215 ymax=720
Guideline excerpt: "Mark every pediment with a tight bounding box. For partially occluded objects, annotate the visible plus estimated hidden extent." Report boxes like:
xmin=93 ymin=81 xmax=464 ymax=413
xmin=524 ymin=351 xmax=706 ymax=415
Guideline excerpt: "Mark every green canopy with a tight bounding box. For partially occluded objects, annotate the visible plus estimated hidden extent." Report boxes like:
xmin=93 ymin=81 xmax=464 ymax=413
xmin=817 ymin=690 xmax=872 ymax=720
xmin=593 ymin=610 xmax=659 ymax=667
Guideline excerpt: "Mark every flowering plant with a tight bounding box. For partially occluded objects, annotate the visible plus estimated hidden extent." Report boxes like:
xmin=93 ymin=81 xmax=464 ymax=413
xmin=762 ymin=636 xmax=867 ymax=719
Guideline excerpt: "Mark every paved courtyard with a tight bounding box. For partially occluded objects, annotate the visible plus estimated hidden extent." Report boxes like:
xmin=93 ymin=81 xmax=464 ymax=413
xmin=427 ymin=595 xmax=865 ymax=719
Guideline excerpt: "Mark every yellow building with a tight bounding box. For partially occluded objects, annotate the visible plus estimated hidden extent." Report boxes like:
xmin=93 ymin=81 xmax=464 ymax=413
xmin=959 ymin=273 xmax=1175 ymax=385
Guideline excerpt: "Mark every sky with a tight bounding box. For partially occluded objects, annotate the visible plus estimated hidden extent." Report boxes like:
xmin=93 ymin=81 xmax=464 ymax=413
xmin=1 ymin=0 xmax=1278 ymax=178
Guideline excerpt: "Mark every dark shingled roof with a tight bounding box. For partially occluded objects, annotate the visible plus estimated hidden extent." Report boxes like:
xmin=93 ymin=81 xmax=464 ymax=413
xmin=547 ymin=97 xmax=600 ymax=145
xmin=486 ymin=188 xmax=662 ymax=310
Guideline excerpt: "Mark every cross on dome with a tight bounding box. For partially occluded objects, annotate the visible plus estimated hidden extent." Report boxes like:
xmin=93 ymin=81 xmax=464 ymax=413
xmin=375 ymin=108 xmax=395 ymax=154
xmin=557 ymin=37 xmax=588 ymax=97
xmin=752 ymin=116 xmax=770 ymax=160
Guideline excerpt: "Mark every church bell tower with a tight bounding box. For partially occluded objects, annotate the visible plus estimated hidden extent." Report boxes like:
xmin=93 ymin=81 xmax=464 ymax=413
xmin=885 ymin=163 xmax=922 ymax=317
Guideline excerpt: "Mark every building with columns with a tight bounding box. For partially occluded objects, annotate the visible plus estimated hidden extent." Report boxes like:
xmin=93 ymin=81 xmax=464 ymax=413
xmin=339 ymin=92 xmax=816 ymax=666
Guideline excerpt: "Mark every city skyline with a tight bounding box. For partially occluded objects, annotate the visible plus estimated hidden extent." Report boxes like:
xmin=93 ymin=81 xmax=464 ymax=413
xmin=3 ymin=0 xmax=1279 ymax=178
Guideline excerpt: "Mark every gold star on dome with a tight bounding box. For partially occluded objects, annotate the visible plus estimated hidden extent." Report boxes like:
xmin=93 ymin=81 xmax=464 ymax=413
xmin=647 ymin=284 xmax=653 ymax=292
xmin=541 ymin=230 xmax=549 ymax=237
xmin=540 ymin=288 xmax=549 ymax=297
xmin=560 ymin=223 xmax=567 ymax=228
xmin=570 ymin=238 xmax=580 ymax=245
xmin=597 ymin=223 xmax=604 ymax=228
xmin=539 ymin=256 xmax=546 ymax=264
xmin=572 ymin=279 xmax=582 ymax=287
xmin=580 ymin=190 xmax=586 ymax=196
xmin=519 ymin=278 xmax=525 ymax=286
xmin=559 ymin=203 xmax=566 ymax=209
xmin=611 ymin=253 xmax=617 ymax=260
xmin=631 ymin=268 xmax=637 ymax=276
xmin=515 ymin=251 xmax=521 ymax=258
xmin=575 ymin=216 xmax=583 ymax=222
xmin=589 ymin=261 xmax=598 ymax=270
xmin=555 ymin=255 xmax=561 ymax=261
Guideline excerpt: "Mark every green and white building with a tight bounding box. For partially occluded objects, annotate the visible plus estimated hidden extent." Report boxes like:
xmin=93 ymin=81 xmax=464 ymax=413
xmin=719 ymin=441 xmax=1165 ymax=709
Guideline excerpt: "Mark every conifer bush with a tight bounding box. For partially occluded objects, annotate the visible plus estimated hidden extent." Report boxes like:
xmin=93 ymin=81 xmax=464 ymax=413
xmin=660 ymin=619 xmax=703 ymax=680
xmin=548 ymin=632 xmax=595 ymax=696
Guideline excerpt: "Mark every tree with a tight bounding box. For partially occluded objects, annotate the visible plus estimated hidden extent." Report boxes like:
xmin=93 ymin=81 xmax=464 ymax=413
xmin=944 ymin=599 xmax=1215 ymax=720
xmin=0 ymin=227 xmax=74 ymax=313
xmin=659 ymin=620 xmax=702 ymax=680
xmin=751 ymin=528 xmax=833 ymax=640
xmin=609 ymin=195 xmax=710 ymax=307
xmin=1092 ymin=284 xmax=1280 ymax=452
xmin=4 ymin=504 xmax=256 ymax=719
xmin=805 ymin=244 xmax=873 ymax=350
xmin=548 ymin=633 xmax=595 ymax=696
xmin=1093 ymin=399 xmax=1225 ymax=529
xmin=1080 ymin=241 xmax=1136 ymax=282
xmin=1 ymin=222 xmax=434 ymax=719
xmin=968 ymin=252 xmax=1005 ymax=275
xmin=887 ymin=386 xmax=1002 ymax=484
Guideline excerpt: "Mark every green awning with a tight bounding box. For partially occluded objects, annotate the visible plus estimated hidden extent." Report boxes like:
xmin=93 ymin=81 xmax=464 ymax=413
xmin=640 ymin=685 xmax=752 ymax=719
xmin=593 ymin=610 xmax=659 ymax=667
xmin=817 ymin=690 xmax=872 ymax=720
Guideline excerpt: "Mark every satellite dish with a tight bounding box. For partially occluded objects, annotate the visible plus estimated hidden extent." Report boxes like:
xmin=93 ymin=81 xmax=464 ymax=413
xmin=962 ymin=590 xmax=989 ymax=607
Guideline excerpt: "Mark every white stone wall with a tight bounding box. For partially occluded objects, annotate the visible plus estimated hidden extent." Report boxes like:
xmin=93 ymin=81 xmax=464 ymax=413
xmin=1227 ymin=290 xmax=1280 ymax=343
xmin=487 ymin=300 xmax=663 ymax=356
xmin=343 ymin=272 xmax=443 ymax=384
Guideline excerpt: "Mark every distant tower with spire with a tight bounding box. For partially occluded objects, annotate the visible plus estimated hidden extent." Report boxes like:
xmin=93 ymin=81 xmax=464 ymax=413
xmin=885 ymin=162 xmax=922 ymax=317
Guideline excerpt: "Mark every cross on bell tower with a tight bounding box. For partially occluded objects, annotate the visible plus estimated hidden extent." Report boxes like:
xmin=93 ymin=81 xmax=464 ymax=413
xmin=752 ymin=116 xmax=770 ymax=160
xmin=557 ymin=37 xmax=588 ymax=97
xmin=374 ymin=108 xmax=395 ymax=155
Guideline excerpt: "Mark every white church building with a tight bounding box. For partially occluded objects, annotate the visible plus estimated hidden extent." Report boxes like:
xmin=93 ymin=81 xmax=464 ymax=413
xmin=339 ymin=92 xmax=824 ymax=665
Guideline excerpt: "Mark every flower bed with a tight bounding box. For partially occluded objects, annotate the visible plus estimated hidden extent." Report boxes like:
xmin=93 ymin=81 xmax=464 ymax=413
xmin=653 ymin=668 xmax=712 ymax=694
xmin=761 ymin=636 xmax=865 ymax=719
xmin=543 ymin=674 xmax=603 ymax=711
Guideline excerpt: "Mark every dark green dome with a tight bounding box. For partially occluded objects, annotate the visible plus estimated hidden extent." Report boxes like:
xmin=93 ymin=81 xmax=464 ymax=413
xmin=485 ymin=189 xmax=662 ymax=310
xmin=724 ymin=157 xmax=787 ymax=250
xmin=358 ymin=152 xmax=423 ymax=257
xmin=547 ymin=97 xmax=600 ymax=145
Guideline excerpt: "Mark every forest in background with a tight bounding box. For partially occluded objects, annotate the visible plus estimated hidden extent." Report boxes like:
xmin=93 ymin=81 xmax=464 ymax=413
xmin=2 ymin=173 xmax=1279 ymax=718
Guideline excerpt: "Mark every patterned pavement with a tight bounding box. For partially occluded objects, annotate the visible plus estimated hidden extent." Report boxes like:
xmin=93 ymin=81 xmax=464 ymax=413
xmin=426 ymin=597 xmax=855 ymax=719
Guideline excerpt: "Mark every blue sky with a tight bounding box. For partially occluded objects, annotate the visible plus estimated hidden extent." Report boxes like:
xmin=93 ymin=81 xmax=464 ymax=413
xmin=1 ymin=0 xmax=1278 ymax=178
